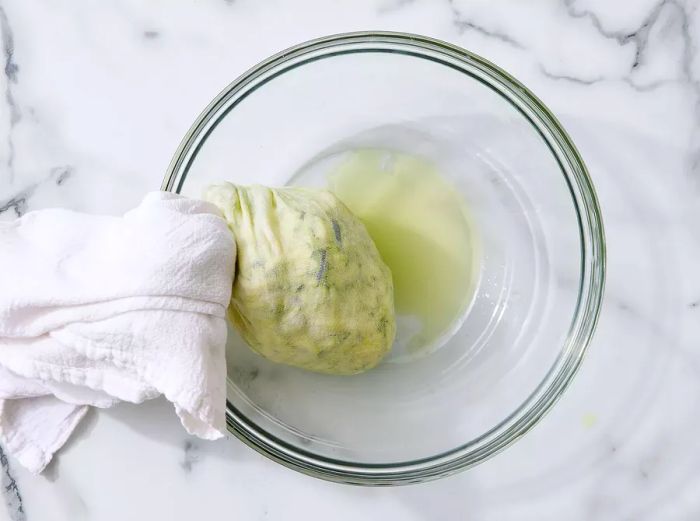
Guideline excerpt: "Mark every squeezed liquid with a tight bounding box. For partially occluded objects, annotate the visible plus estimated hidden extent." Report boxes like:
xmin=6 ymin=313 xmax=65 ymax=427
xmin=327 ymin=149 xmax=479 ymax=356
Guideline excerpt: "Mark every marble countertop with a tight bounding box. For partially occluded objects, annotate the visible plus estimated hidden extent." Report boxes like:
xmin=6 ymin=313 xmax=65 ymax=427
xmin=1 ymin=1 xmax=700 ymax=520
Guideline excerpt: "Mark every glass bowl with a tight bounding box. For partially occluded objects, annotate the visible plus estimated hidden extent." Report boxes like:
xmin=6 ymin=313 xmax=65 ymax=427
xmin=162 ymin=32 xmax=605 ymax=485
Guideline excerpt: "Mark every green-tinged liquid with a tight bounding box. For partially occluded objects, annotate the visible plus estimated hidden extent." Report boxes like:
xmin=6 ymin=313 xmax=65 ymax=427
xmin=328 ymin=149 xmax=479 ymax=352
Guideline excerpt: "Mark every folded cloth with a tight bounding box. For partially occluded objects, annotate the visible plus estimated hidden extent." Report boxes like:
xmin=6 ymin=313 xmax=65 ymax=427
xmin=0 ymin=191 xmax=236 ymax=473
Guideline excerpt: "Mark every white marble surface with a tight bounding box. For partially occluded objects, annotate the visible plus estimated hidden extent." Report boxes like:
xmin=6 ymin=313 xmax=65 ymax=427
xmin=1 ymin=1 xmax=699 ymax=519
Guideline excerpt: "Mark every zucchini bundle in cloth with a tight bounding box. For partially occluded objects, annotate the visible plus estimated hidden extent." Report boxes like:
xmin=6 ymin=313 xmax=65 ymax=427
xmin=205 ymin=183 xmax=396 ymax=375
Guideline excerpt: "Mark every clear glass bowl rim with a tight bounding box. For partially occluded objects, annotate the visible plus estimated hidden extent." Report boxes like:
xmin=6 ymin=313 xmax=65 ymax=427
xmin=161 ymin=31 xmax=606 ymax=486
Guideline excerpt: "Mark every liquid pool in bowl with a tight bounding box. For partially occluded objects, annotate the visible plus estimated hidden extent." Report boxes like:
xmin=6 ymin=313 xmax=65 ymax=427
xmin=291 ymin=146 xmax=481 ymax=362
xmin=163 ymin=32 xmax=605 ymax=485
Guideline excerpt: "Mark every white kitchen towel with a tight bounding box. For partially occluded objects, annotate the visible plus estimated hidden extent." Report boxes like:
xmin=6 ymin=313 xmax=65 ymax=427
xmin=0 ymin=191 xmax=236 ymax=473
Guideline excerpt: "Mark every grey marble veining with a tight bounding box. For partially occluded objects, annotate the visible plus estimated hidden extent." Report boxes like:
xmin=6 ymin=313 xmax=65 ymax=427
xmin=0 ymin=446 xmax=24 ymax=521
xmin=448 ymin=0 xmax=525 ymax=48
xmin=0 ymin=5 xmax=18 ymax=185
xmin=1 ymin=1 xmax=700 ymax=520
